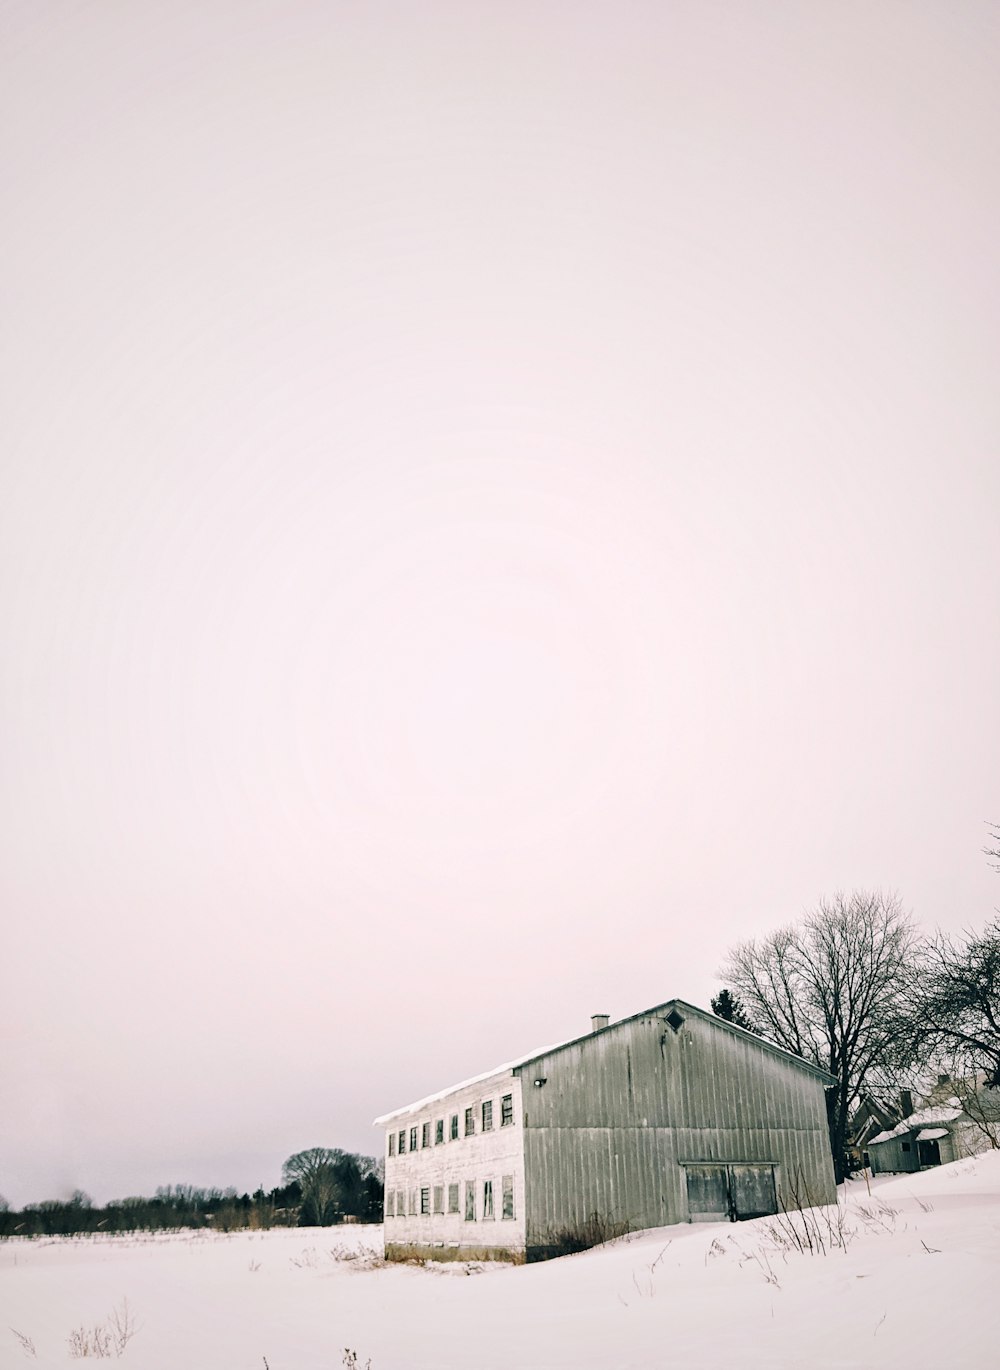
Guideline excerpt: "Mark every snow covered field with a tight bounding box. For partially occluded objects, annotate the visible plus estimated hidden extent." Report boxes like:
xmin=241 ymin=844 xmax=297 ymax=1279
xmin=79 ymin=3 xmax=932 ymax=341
xmin=2 ymin=1154 xmax=998 ymax=1370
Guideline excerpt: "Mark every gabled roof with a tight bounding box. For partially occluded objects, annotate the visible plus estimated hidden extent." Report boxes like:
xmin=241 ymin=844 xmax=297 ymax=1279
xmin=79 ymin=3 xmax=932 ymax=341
xmin=373 ymin=997 xmax=835 ymax=1125
xmin=511 ymin=999 xmax=837 ymax=1087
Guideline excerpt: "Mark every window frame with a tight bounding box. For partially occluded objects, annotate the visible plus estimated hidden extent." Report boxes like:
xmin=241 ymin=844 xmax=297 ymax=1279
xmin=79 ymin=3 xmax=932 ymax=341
xmin=481 ymin=1099 xmax=493 ymax=1132
xmin=464 ymin=1180 xmax=476 ymax=1221
xmin=501 ymin=1094 xmax=514 ymax=1127
xmin=501 ymin=1174 xmax=514 ymax=1220
xmin=464 ymin=1106 xmax=475 ymax=1137
xmin=482 ymin=1178 xmax=494 ymax=1220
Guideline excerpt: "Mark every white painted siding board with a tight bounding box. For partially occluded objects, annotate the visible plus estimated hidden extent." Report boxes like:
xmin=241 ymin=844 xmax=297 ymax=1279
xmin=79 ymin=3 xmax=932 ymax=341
xmin=382 ymin=1071 xmax=526 ymax=1259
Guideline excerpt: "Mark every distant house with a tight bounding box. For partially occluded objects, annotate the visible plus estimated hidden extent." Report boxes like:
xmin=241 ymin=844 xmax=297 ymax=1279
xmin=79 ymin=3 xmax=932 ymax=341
xmin=848 ymin=1092 xmax=908 ymax=1172
xmin=374 ymin=999 xmax=837 ymax=1262
xmin=868 ymin=1091 xmax=1000 ymax=1174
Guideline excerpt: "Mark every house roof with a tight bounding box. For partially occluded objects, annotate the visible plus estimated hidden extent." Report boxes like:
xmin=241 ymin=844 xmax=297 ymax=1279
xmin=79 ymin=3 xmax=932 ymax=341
xmin=869 ymin=1101 xmax=964 ymax=1146
xmin=373 ymin=998 xmax=836 ymax=1126
xmin=850 ymin=1100 xmax=902 ymax=1147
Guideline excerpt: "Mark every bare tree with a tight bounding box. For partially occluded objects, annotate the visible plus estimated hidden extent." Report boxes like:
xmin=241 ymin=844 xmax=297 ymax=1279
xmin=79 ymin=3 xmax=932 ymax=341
xmin=721 ymin=890 xmax=918 ymax=1182
xmin=281 ymin=1148 xmax=382 ymax=1225
xmin=910 ymin=919 xmax=1000 ymax=1090
xmin=952 ymin=1071 xmax=1000 ymax=1151
xmin=282 ymin=1148 xmax=347 ymax=1225
xmin=984 ymin=821 xmax=1000 ymax=874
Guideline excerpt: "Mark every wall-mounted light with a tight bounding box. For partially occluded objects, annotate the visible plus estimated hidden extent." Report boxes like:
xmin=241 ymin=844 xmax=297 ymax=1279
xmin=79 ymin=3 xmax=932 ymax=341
xmin=533 ymin=1077 xmax=547 ymax=1088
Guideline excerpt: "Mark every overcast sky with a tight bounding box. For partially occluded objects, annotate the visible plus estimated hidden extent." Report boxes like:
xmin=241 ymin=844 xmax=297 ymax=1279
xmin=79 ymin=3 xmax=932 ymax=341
xmin=2 ymin=1 xmax=998 ymax=1208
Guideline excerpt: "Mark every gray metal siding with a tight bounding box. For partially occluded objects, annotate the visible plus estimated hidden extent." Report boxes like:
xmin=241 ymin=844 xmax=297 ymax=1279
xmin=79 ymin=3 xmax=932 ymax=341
xmin=520 ymin=1007 xmax=835 ymax=1251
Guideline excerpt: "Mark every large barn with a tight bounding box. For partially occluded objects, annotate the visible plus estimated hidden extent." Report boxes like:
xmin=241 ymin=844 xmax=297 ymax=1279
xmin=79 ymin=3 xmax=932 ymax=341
xmin=374 ymin=998 xmax=836 ymax=1262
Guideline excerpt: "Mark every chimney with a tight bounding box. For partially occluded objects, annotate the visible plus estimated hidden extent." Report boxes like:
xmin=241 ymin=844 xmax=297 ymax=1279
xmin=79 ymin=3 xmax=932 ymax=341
xmin=899 ymin=1089 xmax=913 ymax=1119
xmin=591 ymin=1014 xmax=610 ymax=1032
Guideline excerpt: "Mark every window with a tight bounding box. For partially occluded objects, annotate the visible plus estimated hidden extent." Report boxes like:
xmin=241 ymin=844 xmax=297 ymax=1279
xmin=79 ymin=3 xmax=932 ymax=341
xmin=422 ymin=1121 xmax=430 ymax=1148
xmin=482 ymin=1179 xmax=494 ymax=1220
xmin=450 ymin=1114 xmax=459 ymax=1141
xmin=502 ymin=1175 xmax=514 ymax=1220
xmin=409 ymin=1189 xmax=417 ymax=1215
xmin=435 ymin=1118 xmax=444 ymax=1145
xmin=464 ymin=1107 xmax=475 ymax=1136
xmin=410 ymin=1126 xmax=418 ymax=1152
xmin=398 ymin=1130 xmax=406 ymax=1155
xmin=464 ymin=1180 xmax=476 ymax=1220
xmin=420 ymin=1187 xmax=430 ymax=1216
xmin=433 ymin=1185 xmax=444 ymax=1214
xmin=396 ymin=1189 xmax=404 ymax=1217
xmin=482 ymin=1100 xmax=493 ymax=1132
xmin=501 ymin=1094 xmax=513 ymax=1127
xmin=385 ymin=1191 xmax=394 ymax=1218
xmin=901 ymin=1142 xmax=912 ymax=1152
xmin=388 ymin=1133 xmax=395 ymax=1156
xmin=448 ymin=1183 xmax=460 ymax=1214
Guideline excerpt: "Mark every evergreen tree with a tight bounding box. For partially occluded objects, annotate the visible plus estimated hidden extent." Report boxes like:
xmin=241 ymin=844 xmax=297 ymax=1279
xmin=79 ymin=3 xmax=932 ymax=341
xmin=711 ymin=988 xmax=756 ymax=1033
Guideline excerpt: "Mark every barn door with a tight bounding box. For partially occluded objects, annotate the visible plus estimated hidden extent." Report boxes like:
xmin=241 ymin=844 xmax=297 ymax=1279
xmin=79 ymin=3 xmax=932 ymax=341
xmin=728 ymin=1165 xmax=777 ymax=1220
xmin=684 ymin=1166 xmax=732 ymax=1221
xmin=685 ymin=1165 xmax=778 ymax=1222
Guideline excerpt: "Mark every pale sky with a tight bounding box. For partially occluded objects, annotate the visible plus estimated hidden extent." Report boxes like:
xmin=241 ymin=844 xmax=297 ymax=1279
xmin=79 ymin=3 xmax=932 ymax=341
xmin=2 ymin=1 xmax=999 ymax=1208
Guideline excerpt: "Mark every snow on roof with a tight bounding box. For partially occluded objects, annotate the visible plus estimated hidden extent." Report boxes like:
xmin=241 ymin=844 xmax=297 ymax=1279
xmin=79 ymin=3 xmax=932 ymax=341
xmin=371 ymin=1041 xmax=566 ymax=1126
xmin=869 ymin=1101 xmax=964 ymax=1146
xmin=915 ymin=1127 xmax=949 ymax=1141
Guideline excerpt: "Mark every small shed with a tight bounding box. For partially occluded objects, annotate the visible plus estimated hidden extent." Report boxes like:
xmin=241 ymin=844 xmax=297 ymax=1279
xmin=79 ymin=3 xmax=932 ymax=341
xmin=868 ymin=1101 xmax=971 ymax=1173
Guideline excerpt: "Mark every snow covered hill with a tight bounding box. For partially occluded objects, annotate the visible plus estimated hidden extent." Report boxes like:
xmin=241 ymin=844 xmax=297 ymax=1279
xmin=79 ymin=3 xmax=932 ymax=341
xmin=2 ymin=1152 xmax=998 ymax=1369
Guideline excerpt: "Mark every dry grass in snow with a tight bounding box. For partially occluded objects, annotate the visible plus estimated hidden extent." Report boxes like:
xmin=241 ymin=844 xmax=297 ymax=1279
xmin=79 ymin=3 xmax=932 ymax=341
xmin=2 ymin=1152 xmax=999 ymax=1369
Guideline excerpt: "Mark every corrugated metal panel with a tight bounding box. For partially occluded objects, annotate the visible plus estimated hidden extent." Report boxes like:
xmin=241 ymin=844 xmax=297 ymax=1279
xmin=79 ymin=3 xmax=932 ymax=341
xmin=520 ymin=1008 xmax=835 ymax=1252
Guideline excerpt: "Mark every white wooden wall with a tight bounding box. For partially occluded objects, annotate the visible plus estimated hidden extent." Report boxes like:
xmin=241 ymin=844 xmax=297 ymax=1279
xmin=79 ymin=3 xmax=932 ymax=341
xmin=381 ymin=1071 xmax=526 ymax=1260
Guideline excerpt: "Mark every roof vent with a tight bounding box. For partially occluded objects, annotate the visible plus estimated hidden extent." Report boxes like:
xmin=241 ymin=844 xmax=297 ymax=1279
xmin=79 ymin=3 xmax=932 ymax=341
xmin=665 ymin=1008 xmax=685 ymax=1033
xmin=591 ymin=1014 xmax=610 ymax=1032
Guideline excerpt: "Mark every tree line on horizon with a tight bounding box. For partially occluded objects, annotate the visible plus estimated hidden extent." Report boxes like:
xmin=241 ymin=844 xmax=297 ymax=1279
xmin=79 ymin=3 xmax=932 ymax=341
xmin=0 ymin=1149 xmax=384 ymax=1239
xmin=709 ymin=832 xmax=1000 ymax=1183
